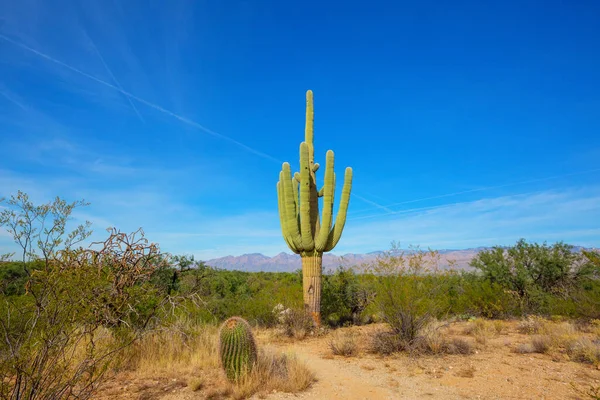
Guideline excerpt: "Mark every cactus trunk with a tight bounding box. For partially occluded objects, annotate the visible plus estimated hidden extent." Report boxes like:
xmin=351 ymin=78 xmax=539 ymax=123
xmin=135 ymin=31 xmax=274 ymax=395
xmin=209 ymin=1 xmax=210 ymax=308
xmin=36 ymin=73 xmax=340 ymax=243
xmin=302 ymin=254 xmax=322 ymax=325
xmin=276 ymin=90 xmax=353 ymax=327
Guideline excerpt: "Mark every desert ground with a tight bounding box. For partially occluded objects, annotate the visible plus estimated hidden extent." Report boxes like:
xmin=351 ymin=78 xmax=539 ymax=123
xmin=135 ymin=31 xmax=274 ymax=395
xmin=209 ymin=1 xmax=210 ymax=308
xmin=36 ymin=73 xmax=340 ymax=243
xmin=95 ymin=320 xmax=600 ymax=400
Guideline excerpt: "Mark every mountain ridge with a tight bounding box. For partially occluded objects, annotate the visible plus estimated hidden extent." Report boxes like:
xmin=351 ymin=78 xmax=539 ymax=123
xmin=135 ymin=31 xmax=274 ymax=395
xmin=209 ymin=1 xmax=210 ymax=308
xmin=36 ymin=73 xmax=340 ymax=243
xmin=205 ymin=247 xmax=486 ymax=272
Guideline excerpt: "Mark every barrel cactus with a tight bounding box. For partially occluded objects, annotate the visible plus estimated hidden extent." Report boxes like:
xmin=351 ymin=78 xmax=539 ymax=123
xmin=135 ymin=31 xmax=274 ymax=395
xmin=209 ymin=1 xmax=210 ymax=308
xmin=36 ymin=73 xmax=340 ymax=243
xmin=218 ymin=316 xmax=258 ymax=382
xmin=277 ymin=90 xmax=353 ymax=326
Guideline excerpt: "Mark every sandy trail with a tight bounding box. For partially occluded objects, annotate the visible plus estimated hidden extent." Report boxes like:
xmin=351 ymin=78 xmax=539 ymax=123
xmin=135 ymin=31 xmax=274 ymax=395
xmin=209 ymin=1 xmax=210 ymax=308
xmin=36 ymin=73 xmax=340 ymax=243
xmin=264 ymin=331 xmax=465 ymax=400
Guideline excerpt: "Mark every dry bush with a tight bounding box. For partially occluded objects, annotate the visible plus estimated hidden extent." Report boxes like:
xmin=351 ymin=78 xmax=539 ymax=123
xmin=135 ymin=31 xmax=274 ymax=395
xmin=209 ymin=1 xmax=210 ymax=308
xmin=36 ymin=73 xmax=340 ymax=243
xmin=445 ymin=338 xmax=474 ymax=355
xmin=517 ymin=316 xmax=546 ymax=334
xmin=515 ymin=343 xmax=535 ymax=354
xmin=414 ymin=320 xmax=447 ymax=355
xmin=279 ymin=308 xmax=316 ymax=340
xmin=329 ymin=331 xmax=358 ymax=357
xmin=463 ymin=319 xmax=500 ymax=346
xmin=371 ymin=320 xmax=474 ymax=357
xmin=369 ymin=330 xmax=404 ymax=355
xmin=566 ymin=338 xmax=600 ymax=364
xmin=232 ymin=350 xmax=315 ymax=399
xmin=493 ymin=320 xmax=506 ymax=334
xmin=0 ymin=192 xmax=176 ymax=400
xmin=530 ymin=335 xmax=552 ymax=354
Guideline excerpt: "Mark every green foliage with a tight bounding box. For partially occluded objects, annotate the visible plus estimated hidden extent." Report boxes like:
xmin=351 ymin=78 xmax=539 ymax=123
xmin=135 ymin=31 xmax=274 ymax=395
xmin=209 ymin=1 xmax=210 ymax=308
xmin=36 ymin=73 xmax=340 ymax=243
xmin=471 ymin=239 xmax=597 ymax=314
xmin=321 ymin=266 xmax=375 ymax=326
xmin=365 ymin=243 xmax=451 ymax=346
xmin=451 ymin=272 xmax=520 ymax=318
xmin=0 ymin=192 xmax=175 ymax=399
xmin=218 ymin=316 xmax=258 ymax=382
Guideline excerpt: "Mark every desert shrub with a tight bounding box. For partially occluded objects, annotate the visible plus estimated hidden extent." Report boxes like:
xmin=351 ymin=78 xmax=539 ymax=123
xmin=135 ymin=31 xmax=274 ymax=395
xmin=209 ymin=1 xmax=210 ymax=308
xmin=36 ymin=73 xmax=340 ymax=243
xmin=369 ymin=330 xmax=405 ymax=355
xmin=321 ymin=267 xmax=376 ymax=327
xmin=0 ymin=192 xmax=175 ymax=400
xmin=365 ymin=243 xmax=451 ymax=347
xmin=279 ymin=308 xmax=316 ymax=340
xmin=444 ymin=337 xmax=474 ymax=355
xmin=329 ymin=331 xmax=358 ymax=356
xmin=471 ymin=239 xmax=598 ymax=315
xmin=413 ymin=320 xmax=448 ymax=355
xmin=517 ymin=316 xmax=547 ymax=334
xmin=455 ymin=275 xmax=520 ymax=318
xmin=530 ymin=335 xmax=552 ymax=353
xmin=515 ymin=343 xmax=535 ymax=354
xmin=463 ymin=318 xmax=505 ymax=345
xmin=567 ymin=338 xmax=600 ymax=364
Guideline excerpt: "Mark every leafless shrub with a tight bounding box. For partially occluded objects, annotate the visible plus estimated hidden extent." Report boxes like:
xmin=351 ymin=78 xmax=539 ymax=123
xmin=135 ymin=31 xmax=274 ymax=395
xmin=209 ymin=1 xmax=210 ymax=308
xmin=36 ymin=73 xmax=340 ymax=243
xmin=531 ymin=335 xmax=552 ymax=353
xmin=279 ymin=308 xmax=315 ymax=340
xmin=329 ymin=331 xmax=358 ymax=356
xmin=0 ymin=192 xmax=174 ymax=400
xmin=445 ymin=338 xmax=474 ymax=355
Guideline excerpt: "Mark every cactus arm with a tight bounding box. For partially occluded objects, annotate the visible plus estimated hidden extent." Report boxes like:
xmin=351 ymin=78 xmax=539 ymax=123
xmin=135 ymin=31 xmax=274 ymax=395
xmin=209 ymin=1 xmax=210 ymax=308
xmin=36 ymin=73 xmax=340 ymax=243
xmin=282 ymin=163 xmax=303 ymax=251
xmin=324 ymin=167 xmax=353 ymax=252
xmin=277 ymin=179 xmax=297 ymax=253
xmin=299 ymin=142 xmax=315 ymax=251
xmin=315 ymin=150 xmax=335 ymax=251
xmin=305 ymin=90 xmax=314 ymax=164
xmin=317 ymin=187 xmax=324 ymax=197
xmin=292 ymin=173 xmax=299 ymax=219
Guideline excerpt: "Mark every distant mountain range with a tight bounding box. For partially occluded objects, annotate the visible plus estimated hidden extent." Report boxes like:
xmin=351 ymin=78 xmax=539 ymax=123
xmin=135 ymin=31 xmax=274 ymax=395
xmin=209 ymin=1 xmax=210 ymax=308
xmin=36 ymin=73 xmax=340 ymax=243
xmin=205 ymin=245 xmax=596 ymax=272
xmin=206 ymin=248 xmax=488 ymax=273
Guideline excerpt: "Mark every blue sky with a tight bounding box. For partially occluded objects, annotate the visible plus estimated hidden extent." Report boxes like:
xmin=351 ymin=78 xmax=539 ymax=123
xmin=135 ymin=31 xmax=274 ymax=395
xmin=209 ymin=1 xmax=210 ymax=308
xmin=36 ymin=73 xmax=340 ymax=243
xmin=1 ymin=0 xmax=599 ymax=260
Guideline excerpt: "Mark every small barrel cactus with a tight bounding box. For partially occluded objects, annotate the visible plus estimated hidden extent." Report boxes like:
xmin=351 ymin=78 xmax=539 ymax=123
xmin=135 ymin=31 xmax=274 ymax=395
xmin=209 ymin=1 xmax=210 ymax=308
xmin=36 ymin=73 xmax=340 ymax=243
xmin=218 ymin=316 xmax=258 ymax=381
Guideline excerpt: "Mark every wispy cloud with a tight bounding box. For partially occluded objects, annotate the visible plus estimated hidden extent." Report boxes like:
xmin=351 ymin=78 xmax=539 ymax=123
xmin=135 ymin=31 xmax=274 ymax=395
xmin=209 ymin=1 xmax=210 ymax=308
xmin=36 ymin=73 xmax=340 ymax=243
xmin=0 ymin=34 xmax=282 ymax=163
xmin=336 ymin=186 xmax=600 ymax=253
xmin=82 ymin=30 xmax=146 ymax=123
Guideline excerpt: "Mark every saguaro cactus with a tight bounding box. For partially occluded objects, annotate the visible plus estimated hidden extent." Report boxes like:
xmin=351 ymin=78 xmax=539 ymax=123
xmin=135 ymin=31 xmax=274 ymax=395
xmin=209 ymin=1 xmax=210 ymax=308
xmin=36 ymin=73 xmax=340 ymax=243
xmin=277 ymin=90 xmax=353 ymax=326
xmin=218 ymin=316 xmax=258 ymax=382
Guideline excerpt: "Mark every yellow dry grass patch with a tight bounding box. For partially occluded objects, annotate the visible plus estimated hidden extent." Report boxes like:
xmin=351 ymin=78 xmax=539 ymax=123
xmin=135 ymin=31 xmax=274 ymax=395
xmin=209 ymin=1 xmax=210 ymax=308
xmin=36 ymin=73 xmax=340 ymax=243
xmin=114 ymin=320 xmax=315 ymax=399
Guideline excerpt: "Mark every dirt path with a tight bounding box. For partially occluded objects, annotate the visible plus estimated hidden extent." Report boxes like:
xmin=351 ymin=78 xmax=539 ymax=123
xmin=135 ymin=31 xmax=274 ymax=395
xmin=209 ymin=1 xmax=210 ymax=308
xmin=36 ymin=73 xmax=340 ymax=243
xmin=262 ymin=324 xmax=600 ymax=400
xmin=263 ymin=330 xmax=465 ymax=400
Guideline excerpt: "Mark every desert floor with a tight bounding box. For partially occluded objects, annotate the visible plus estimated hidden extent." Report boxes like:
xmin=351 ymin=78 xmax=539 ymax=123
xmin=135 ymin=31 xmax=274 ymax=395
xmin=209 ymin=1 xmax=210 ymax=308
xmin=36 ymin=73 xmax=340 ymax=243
xmin=96 ymin=321 xmax=600 ymax=400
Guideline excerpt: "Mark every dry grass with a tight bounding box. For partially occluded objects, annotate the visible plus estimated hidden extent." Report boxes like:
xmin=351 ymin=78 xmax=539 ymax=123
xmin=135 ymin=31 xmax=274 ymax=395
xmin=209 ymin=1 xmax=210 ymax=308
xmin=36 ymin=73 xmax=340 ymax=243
xmin=566 ymin=338 xmax=600 ymax=364
xmin=510 ymin=319 xmax=600 ymax=364
xmin=445 ymin=337 xmax=475 ymax=355
xmin=114 ymin=319 xmax=315 ymax=399
xmin=517 ymin=316 xmax=547 ymax=334
xmin=530 ymin=335 xmax=552 ymax=354
xmin=369 ymin=320 xmax=474 ymax=356
xmin=463 ymin=318 xmax=504 ymax=346
xmin=329 ymin=330 xmax=358 ymax=357
xmin=231 ymin=350 xmax=316 ymax=399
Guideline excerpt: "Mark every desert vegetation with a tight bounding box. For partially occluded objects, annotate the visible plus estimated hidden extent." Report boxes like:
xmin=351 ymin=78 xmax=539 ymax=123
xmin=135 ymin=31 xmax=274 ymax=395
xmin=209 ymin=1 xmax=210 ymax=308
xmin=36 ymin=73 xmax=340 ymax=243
xmin=1 ymin=190 xmax=599 ymax=399
xmin=0 ymin=91 xmax=598 ymax=399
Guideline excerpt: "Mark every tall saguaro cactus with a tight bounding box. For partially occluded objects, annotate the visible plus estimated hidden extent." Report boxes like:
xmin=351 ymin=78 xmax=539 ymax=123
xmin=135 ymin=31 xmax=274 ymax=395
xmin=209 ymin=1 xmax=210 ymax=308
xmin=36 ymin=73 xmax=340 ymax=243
xmin=277 ymin=90 xmax=353 ymax=326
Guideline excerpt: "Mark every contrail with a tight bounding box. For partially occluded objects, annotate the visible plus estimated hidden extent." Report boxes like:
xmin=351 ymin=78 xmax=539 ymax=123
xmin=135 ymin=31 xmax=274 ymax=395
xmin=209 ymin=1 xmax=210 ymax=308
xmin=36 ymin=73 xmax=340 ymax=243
xmin=349 ymin=189 xmax=545 ymax=221
xmin=86 ymin=35 xmax=146 ymax=123
xmin=0 ymin=89 xmax=27 ymax=110
xmin=349 ymin=167 xmax=600 ymax=217
xmin=353 ymin=193 xmax=394 ymax=213
xmin=0 ymin=34 xmax=282 ymax=164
